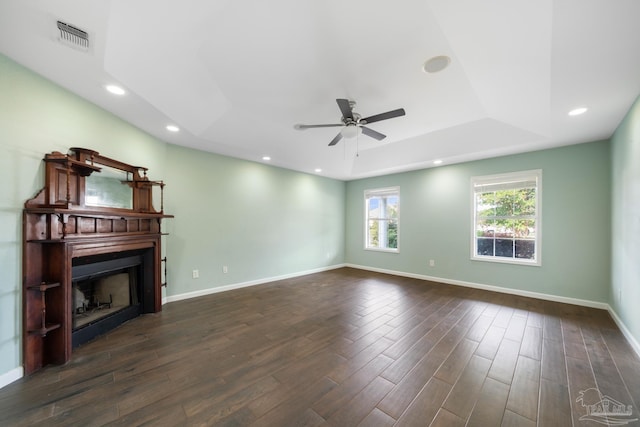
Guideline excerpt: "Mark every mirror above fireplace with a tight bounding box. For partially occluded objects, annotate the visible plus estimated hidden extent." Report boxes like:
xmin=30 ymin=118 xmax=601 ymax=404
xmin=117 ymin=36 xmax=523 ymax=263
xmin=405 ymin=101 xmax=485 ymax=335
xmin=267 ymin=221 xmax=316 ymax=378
xmin=85 ymin=163 xmax=133 ymax=209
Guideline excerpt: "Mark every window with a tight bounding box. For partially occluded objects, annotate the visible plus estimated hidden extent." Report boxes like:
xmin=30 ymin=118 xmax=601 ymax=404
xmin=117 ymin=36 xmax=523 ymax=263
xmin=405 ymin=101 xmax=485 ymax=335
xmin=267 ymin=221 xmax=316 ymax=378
xmin=365 ymin=187 xmax=399 ymax=252
xmin=472 ymin=170 xmax=541 ymax=265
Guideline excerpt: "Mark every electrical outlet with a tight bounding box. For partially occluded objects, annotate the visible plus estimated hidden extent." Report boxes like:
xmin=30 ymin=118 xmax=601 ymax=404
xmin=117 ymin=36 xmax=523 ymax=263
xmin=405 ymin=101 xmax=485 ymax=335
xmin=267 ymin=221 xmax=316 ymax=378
xmin=429 ymin=259 xmax=435 ymax=267
xmin=223 ymin=265 xmax=228 ymax=274
xmin=192 ymin=269 xmax=199 ymax=279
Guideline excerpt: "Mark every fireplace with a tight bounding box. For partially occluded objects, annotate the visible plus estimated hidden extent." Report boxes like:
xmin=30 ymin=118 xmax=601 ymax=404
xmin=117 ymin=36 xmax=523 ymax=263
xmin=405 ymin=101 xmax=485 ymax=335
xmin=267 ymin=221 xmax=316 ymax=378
xmin=71 ymin=249 xmax=154 ymax=347
xmin=23 ymin=148 xmax=172 ymax=374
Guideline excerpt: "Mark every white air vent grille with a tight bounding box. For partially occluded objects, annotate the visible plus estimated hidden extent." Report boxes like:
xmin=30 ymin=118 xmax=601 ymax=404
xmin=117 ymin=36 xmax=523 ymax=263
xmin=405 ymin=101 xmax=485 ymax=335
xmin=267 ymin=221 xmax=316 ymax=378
xmin=56 ymin=21 xmax=89 ymax=51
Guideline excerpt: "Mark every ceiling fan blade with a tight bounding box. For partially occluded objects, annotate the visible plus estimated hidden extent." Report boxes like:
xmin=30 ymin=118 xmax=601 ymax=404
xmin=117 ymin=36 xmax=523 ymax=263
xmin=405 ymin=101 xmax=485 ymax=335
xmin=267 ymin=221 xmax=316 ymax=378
xmin=361 ymin=126 xmax=386 ymax=141
xmin=294 ymin=123 xmax=344 ymax=130
xmin=336 ymin=99 xmax=354 ymax=120
xmin=328 ymin=132 xmax=343 ymax=146
xmin=362 ymin=108 xmax=406 ymax=125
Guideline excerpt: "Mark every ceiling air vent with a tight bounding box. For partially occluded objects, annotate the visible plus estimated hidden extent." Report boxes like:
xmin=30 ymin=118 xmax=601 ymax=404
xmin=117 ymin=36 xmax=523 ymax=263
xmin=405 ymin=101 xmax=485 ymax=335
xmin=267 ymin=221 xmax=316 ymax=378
xmin=56 ymin=20 xmax=89 ymax=51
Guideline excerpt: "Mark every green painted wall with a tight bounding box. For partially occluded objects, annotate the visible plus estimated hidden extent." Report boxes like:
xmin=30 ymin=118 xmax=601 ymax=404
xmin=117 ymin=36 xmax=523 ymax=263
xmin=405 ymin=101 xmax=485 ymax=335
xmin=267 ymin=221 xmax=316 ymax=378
xmin=163 ymin=144 xmax=345 ymax=294
xmin=611 ymin=95 xmax=640 ymax=347
xmin=0 ymin=53 xmax=345 ymax=380
xmin=346 ymin=141 xmax=611 ymax=303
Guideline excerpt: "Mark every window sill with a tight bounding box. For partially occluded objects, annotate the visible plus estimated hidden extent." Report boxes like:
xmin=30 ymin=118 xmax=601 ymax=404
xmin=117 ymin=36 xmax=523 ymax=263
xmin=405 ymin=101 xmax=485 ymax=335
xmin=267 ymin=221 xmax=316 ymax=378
xmin=471 ymin=255 xmax=540 ymax=267
xmin=365 ymin=247 xmax=399 ymax=254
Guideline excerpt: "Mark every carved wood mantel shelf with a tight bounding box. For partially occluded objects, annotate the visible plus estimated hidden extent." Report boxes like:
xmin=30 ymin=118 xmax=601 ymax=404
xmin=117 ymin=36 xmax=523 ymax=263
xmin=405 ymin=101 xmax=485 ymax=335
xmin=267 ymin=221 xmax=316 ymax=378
xmin=23 ymin=148 xmax=173 ymax=374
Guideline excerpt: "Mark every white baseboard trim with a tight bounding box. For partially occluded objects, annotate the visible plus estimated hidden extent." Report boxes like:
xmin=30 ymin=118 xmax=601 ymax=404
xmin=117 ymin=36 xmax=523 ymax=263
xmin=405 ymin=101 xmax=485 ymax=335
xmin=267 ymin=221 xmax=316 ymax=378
xmin=607 ymin=306 xmax=640 ymax=359
xmin=346 ymin=263 xmax=610 ymax=310
xmin=0 ymin=366 xmax=23 ymax=389
xmin=164 ymin=264 xmax=347 ymax=304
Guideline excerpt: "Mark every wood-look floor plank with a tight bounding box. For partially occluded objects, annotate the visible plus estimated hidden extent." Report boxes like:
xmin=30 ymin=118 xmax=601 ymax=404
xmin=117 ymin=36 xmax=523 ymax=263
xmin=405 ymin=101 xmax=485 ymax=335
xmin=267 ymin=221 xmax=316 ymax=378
xmin=325 ymin=376 xmax=394 ymax=427
xmin=501 ymin=409 xmax=536 ymax=427
xmin=441 ymin=355 xmax=492 ymax=420
xmin=328 ymin=337 xmax=394 ymax=384
xmin=600 ymin=328 xmax=640 ymax=411
xmin=565 ymin=355 xmax=602 ymax=427
xmin=392 ymin=377 xmax=451 ymax=426
xmin=382 ymin=298 xmax=462 ymax=360
xmin=503 ymin=315 xmax=527 ymax=343
xmin=312 ymin=354 xmax=393 ymax=419
xmin=434 ymin=338 xmax=478 ymax=385
xmin=492 ymin=306 xmax=515 ymax=329
xmin=505 ymin=355 xmax=540 ymax=422
xmin=377 ymin=324 xmax=468 ymax=419
xmin=381 ymin=312 xmax=468 ymax=384
xmin=487 ymin=338 xmax=521 ymax=385
xmin=520 ymin=325 xmax=543 ymax=360
xmin=582 ymin=335 xmax=637 ymax=422
xmin=248 ymin=377 xmax=337 ymax=427
xmin=185 ymin=375 xmax=280 ymax=425
xmin=356 ymin=407 xmax=396 ymax=427
xmin=474 ymin=325 xmax=506 ymax=360
xmin=541 ymin=337 xmax=568 ymax=385
xmin=466 ymin=377 xmax=510 ymax=427
xmin=465 ymin=314 xmax=494 ymax=342
xmin=538 ymin=378 xmax=572 ymax=427
xmin=430 ymin=408 xmax=466 ymax=427
xmin=543 ymin=314 xmax=563 ymax=342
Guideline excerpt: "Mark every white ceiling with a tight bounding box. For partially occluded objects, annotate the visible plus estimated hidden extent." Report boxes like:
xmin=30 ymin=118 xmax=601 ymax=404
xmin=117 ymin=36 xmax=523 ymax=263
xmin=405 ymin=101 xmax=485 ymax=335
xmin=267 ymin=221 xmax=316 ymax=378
xmin=1 ymin=0 xmax=639 ymax=180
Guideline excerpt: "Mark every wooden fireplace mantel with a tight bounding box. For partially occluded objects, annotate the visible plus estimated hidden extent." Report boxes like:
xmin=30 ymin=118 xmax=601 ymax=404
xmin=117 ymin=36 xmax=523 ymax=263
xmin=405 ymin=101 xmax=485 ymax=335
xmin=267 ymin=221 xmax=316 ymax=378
xmin=23 ymin=148 xmax=173 ymax=374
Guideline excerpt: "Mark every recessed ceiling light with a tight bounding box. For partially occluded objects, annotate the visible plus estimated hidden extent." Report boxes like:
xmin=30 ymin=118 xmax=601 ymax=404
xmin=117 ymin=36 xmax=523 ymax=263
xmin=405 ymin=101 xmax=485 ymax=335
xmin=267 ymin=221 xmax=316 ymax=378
xmin=262 ymin=156 xmax=271 ymax=161
xmin=423 ymin=56 xmax=451 ymax=74
xmin=568 ymin=107 xmax=588 ymax=116
xmin=105 ymin=84 xmax=126 ymax=95
xmin=166 ymin=125 xmax=180 ymax=132
xmin=433 ymin=159 xmax=443 ymax=165
xmin=314 ymin=168 xmax=322 ymax=173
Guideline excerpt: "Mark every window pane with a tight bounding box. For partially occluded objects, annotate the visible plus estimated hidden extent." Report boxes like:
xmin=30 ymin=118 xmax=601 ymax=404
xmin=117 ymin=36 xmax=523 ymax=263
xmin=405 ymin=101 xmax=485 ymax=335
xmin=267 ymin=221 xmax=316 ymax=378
xmin=513 ymin=188 xmax=536 ymax=216
xmin=495 ymin=238 xmax=514 ymax=258
xmin=367 ymin=219 xmax=379 ymax=248
xmin=515 ymin=219 xmax=535 ymax=239
xmin=476 ymin=192 xmax=495 ymax=217
xmin=515 ymin=240 xmax=535 ymax=259
xmin=387 ymin=220 xmax=398 ymax=249
xmin=368 ymin=197 xmax=380 ymax=219
xmin=495 ymin=190 xmax=515 ymax=216
xmin=476 ymin=219 xmax=495 ymax=237
xmin=477 ymin=238 xmax=494 ymax=256
xmin=386 ymin=196 xmax=399 ymax=218
xmin=496 ymin=220 xmax=515 ymax=238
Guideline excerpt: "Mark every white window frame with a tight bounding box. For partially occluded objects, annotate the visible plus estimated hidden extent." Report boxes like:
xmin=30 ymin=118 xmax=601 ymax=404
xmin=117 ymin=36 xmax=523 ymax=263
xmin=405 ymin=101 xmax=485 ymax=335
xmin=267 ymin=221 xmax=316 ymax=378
xmin=364 ymin=187 xmax=400 ymax=253
xmin=471 ymin=170 xmax=542 ymax=266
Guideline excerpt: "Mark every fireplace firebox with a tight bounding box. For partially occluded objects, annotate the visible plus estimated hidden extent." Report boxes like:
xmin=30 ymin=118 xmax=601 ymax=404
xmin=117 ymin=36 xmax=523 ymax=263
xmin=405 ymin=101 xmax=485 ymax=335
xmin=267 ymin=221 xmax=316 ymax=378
xmin=71 ymin=249 xmax=155 ymax=347
xmin=23 ymin=148 xmax=172 ymax=374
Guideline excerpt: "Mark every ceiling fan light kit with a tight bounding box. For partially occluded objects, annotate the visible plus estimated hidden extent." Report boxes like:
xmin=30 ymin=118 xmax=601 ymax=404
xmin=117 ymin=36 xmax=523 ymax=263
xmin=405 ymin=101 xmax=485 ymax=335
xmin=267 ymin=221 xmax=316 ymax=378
xmin=295 ymin=98 xmax=406 ymax=146
xmin=340 ymin=125 xmax=361 ymax=139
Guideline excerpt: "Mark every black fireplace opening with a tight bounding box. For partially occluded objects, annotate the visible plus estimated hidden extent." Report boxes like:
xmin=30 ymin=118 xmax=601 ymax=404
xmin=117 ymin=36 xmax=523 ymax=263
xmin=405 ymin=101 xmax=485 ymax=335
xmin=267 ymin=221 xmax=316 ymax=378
xmin=71 ymin=248 xmax=154 ymax=348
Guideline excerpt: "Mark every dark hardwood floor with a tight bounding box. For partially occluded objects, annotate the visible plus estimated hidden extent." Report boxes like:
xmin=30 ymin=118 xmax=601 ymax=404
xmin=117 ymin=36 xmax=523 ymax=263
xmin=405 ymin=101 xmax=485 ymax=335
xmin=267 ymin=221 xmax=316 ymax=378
xmin=1 ymin=268 xmax=639 ymax=426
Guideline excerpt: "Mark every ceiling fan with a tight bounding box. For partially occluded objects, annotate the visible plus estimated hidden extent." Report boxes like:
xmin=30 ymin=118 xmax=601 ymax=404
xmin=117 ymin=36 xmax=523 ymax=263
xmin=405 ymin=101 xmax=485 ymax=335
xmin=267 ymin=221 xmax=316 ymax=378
xmin=294 ymin=99 xmax=406 ymax=146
